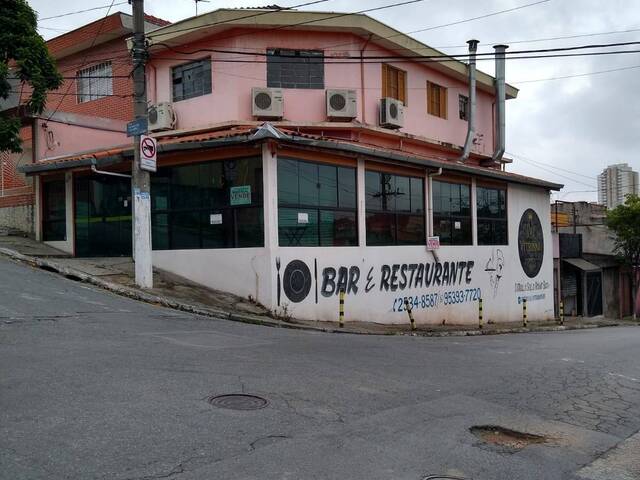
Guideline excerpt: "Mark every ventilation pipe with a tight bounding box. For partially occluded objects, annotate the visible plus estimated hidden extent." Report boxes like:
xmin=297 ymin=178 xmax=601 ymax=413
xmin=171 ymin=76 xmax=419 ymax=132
xmin=459 ymin=39 xmax=479 ymax=163
xmin=491 ymin=44 xmax=508 ymax=164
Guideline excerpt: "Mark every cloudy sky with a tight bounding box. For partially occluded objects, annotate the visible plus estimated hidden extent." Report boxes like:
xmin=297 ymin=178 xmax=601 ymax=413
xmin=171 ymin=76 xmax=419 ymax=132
xmin=31 ymin=0 xmax=640 ymax=201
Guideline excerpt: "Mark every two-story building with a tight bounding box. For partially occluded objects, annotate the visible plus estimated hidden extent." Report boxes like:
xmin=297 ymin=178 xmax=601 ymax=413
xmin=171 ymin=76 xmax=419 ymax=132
xmin=20 ymin=8 xmax=561 ymax=325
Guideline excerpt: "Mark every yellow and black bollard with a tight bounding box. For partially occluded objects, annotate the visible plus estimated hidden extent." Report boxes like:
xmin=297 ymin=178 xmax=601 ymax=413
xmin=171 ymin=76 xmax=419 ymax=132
xmin=522 ymin=298 xmax=528 ymax=327
xmin=478 ymin=297 xmax=483 ymax=329
xmin=404 ymin=298 xmax=416 ymax=331
xmin=559 ymin=301 xmax=564 ymax=325
xmin=339 ymin=288 xmax=345 ymax=328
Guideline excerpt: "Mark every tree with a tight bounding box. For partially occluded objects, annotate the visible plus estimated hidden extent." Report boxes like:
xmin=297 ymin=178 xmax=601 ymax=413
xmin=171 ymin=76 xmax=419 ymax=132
xmin=606 ymin=194 xmax=640 ymax=319
xmin=0 ymin=0 xmax=62 ymax=153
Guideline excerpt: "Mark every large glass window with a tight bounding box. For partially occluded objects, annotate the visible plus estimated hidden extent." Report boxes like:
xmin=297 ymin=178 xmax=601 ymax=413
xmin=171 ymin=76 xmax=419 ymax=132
xmin=42 ymin=179 xmax=66 ymax=241
xmin=267 ymin=49 xmax=324 ymax=89
xmin=365 ymin=170 xmax=424 ymax=246
xmin=477 ymin=186 xmax=507 ymax=245
xmin=432 ymin=180 xmax=471 ymax=245
xmin=278 ymin=158 xmax=356 ymax=246
xmin=151 ymin=157 xmax=263 ymax=250
xmin=172 ymin=58 xmax=212 ymax=102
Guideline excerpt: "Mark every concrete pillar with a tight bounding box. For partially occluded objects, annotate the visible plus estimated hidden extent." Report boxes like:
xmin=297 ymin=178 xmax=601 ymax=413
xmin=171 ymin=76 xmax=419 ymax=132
xmin=34 ymin=175 xmax=42 ymax=242
xmin=65 ymin=171 xmax=74 ymax=252
xmin=357 ymin=157 xmax=366 ymax=246
xmin=471 ymin=177 xmax=478 ymax=246
xmin=262 ymin=142 xmax=279 ymax=250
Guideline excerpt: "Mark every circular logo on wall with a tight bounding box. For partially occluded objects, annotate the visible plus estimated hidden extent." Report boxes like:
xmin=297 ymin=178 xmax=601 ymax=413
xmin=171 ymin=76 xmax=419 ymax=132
xmin=282 ymin=260 xmax=312 ymax=303
xmin=518 ymin=208 xmax=544 ymax=278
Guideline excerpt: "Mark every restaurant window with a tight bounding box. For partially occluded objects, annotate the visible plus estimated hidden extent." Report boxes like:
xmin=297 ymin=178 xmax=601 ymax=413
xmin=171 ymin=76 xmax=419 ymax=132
xmin=42 ymin=179 xmax=66 ymax=241
xmin=459 ymin=94 xmax=469 ymax=121
xmin=432 ymin=180 xmax=471 ymax=245
xmin=278 ymin=158 xmax=357 ymax=246
xmin=427 ymin=81 xmax=447 ymax=119
xmin=477 ymin=186 xmax=507 ymax=245
xmin=77 ymin=62 xmax=112 ymax=103
xmin=267 ymin=49 xmax=324 ymax=89
xmin=151 ymin=157 xmax=263 ymax=249
xmin=172 ymin=58 xmax=212 ymax=102
xmin=382 ymin=64 xmax=407 ymax=105
xmin=365 ymin=171 xmax=424 ymax=246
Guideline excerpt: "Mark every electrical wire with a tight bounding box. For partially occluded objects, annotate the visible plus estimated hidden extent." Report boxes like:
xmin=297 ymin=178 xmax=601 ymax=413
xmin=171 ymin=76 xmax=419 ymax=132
xmin=38 ymin=2 xmax=129 ymax=21
xmin=505 ymin=152 xmax=597 ymax=180
xmin=511 ymin=64 xmax=640 ymax=84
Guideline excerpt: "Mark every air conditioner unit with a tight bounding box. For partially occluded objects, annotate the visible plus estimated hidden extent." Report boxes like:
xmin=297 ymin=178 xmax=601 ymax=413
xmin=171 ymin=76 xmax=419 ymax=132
xmin=379 ymin=97 xmax=404 ymax=129
xmin=148 ymin=102 xmax=176 ymax=132
xmin=252 ymin=87 xmax=283 ymax=119
xmin=326 ymin=89 xmax=357 ymax=121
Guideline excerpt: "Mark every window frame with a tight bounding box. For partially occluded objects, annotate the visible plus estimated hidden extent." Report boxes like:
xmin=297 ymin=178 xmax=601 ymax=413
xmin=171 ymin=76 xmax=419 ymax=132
xmin=381 ymin=63 xmax=407 ymax=105
xmin=431 ymin=179 xmax=472 ymax=246
xmin=365 ymin=170 xmax=425 ymax=246
xmin=458 ymin=94 xmax=469 ymax=121
xmin=76 ymin=61 xmax=113 ymax=104
xmin=427 ymin=80 xmax=447 ymax=119
xmin=277 ymin=157 xmax=358 ymax=247
xmin=476 ymin=185 xmax=508 ymax=246
xmin=266 ymin=48 xmax=325 ymax=89
xmin=171 ymin=57 xmax=213 ymax=102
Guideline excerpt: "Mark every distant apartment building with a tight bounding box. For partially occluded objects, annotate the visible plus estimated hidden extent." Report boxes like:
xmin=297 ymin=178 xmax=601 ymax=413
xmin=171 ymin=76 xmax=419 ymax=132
xmin=597 ymin=163 xmax=639 ymax=209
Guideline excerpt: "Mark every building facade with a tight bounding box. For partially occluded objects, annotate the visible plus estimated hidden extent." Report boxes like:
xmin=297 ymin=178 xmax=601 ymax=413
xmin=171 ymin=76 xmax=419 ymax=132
xmin=597 ymin=163 xmax=639 ymax=209
xmin=19 ymin=9 xmax=561 ymax=325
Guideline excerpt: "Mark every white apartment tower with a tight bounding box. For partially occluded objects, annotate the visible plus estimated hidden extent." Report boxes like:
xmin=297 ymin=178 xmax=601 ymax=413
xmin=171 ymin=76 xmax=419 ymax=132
xmin=597 ymin=163 xmax=639 ymax=209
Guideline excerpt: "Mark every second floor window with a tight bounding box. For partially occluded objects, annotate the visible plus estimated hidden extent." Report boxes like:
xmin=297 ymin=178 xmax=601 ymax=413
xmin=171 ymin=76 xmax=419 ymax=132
xmin=427 ymin=81 xmax=447 ymax=119
xmin=267 ymin=49 xmax=324 ymax=89
xmin=172 ymin=58 xmax=212 ymax=102
xmin=77 ymin=62 xmax=112 ymax=103
xmin=477 ymin=186 xmax=507 ymax=245
xmin=381 ymin=64 xmax=407 ymax=105
xmin=459 ymin=94 xmax=469 ymax=121
xmin=432 ymin=180 xmax=471 ymax=245
xmin=366 ymin=171 xmax=424 ymax=246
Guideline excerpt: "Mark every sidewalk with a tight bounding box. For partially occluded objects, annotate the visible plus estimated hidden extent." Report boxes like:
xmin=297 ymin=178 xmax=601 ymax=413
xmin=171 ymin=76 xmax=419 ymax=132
xmin=0 ymin=233 xmax=637 ymax=336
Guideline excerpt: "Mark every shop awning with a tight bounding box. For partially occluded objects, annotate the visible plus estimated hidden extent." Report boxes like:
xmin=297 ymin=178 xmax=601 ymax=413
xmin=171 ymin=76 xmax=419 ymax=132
xmin=563 ymin=258 xmax=601 ymax=272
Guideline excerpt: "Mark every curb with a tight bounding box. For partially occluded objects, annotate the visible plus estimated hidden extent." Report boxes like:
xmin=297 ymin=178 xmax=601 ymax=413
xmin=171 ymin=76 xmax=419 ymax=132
xmin=1 ymin=247 xmax=634 ymax=337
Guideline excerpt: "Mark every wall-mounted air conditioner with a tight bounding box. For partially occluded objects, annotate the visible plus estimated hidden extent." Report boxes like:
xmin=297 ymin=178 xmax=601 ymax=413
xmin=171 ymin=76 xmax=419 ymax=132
xmin=252 ymin=87 xmax=283 ymax=119
xmin=379 ymin=97 xmax=404 ymax=129
xmin=326 ymin=89 xmax=357 ymax=121
xmin=148 ymin=102 xmax=176 ymax=132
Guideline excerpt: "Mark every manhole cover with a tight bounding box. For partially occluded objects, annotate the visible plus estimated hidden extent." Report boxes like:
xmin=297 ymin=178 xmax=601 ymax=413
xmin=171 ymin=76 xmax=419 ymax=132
xmin=208 ymin=394 xmax=268 ymax=411
xmin=470 ymin=425 xmax=547 ymax=453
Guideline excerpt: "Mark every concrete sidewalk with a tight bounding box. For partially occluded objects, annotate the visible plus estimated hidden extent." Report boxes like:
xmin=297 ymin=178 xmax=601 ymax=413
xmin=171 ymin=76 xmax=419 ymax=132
xmin=0 ymin=233 xmax=636 ymax=336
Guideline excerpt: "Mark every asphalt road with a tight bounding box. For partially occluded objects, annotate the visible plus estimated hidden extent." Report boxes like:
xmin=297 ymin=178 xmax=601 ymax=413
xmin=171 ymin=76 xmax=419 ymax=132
xmin=1 ymin=256 xmax=639 ymax=480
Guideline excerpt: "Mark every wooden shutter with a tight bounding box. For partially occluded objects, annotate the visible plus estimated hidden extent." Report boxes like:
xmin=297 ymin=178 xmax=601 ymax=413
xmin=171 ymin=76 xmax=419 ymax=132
xmin=382 ymin=64 xmax=389 ymax=98
xmin=398 ymin=69 xmax=406 ymax=105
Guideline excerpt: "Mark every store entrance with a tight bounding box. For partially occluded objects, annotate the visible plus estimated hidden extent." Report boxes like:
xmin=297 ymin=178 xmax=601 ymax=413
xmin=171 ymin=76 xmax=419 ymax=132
xmin=74 ymin=175 xmax=132 ymax=257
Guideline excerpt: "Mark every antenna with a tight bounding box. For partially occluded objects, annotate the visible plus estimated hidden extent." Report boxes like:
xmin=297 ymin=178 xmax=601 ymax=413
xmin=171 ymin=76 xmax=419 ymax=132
xmin=195 ymin=0 xmax=209 ymax=15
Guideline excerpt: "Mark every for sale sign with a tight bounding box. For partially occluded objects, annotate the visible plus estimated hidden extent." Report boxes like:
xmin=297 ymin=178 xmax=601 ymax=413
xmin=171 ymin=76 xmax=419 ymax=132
xmin=140 ymin=135 xmax=157 ymax=172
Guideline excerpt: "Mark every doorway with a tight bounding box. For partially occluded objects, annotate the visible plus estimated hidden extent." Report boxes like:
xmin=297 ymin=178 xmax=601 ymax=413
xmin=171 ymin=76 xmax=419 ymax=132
xmin=74 ymin=175 xmax=132 ymax=257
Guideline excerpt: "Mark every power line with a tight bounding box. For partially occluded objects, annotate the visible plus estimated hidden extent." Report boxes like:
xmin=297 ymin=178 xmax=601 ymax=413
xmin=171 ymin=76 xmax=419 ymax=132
xmin=38 ymin=2 xmax=128 ymax=21
xmin=6 ymin=90 xmax=133 ymax=98
xmin=506 ymin=151 xmax=597 ymax=180
xmin=511 ymin=64 xmax=640 ymax=84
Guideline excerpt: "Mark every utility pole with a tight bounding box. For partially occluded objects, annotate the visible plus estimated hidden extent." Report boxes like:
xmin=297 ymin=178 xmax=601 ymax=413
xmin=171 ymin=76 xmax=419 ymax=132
xmin=130 ymin=0 xmax=153 ymax=288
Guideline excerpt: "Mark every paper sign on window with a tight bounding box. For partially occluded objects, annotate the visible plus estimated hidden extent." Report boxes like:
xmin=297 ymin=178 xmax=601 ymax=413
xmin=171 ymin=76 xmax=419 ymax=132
xmin=297 ymin=212 xmax=309 ymax=224
xmin=230 ymin=185 xmax=251 ymax=206
xmin=210 ymin=214 xmax=222 ymax=225
xmin=454 ymin=221 xmax=461 ymax=230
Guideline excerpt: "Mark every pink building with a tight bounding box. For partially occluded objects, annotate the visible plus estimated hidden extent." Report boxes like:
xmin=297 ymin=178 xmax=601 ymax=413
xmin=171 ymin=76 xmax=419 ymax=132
xmin=21 ymin=8 xmax=561 ymax=325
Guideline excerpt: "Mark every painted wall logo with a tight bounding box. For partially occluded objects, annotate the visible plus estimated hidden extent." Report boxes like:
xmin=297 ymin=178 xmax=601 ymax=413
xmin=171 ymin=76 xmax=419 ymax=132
xmin=518 ymin=208 xmax=544 ymax=278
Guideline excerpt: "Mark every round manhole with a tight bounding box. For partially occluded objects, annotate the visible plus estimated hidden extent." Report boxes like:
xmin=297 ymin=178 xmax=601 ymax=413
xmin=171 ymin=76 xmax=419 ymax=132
xmin=208 ymin=394 xmax=268 ymax=411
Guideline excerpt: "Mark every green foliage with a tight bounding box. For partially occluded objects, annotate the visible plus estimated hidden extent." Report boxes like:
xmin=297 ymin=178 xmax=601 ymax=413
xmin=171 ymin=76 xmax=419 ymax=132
xmin=606 ymin=194 xmax=640 ymax=267
xmin=0 ymin=0 xmax=63 ymax=152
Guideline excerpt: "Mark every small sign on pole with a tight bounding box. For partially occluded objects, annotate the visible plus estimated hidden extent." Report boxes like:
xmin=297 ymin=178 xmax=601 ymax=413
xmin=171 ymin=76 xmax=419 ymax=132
xmin=140 ymin=135 xmax=157 ymax=172
xmin=427 ymin=236 xmax=440 ymax=250
xmin=126 ymin=117 xmax=148 ymax=137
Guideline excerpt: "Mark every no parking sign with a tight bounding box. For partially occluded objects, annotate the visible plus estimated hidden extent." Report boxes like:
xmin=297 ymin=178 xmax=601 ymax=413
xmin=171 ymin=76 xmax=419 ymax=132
xmin=140 ymin=135 xmax=157 ymax=172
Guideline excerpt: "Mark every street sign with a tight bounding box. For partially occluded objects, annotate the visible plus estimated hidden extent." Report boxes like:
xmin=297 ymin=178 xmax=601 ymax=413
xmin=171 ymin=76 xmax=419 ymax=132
xmin=140 ymin=135 xmax=157 ymax=172
xmin=126 ymin=118 xmax=148 ymax=137
xmin=427 ymin=236 xmax=440 ymax=250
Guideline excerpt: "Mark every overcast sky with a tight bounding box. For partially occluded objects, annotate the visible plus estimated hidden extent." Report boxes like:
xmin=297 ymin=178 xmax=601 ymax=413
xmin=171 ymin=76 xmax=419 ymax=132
xmin=31 ymin=0 xmax=640 ymax=202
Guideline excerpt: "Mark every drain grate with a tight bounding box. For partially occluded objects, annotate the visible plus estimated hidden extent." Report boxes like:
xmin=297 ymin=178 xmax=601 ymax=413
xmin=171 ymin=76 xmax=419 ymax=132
xmin=470 ymin=425 xmax=548 ymax=453
xmin=208 ymin=394 xmax=268 ymax=411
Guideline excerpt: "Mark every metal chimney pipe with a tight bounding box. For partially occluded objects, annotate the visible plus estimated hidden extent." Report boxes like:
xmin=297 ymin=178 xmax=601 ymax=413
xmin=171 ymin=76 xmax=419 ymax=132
xmin=459 ymin=39 xmax=479 ymax=163
xmin=491 ymin=44 xmax=508 ymax=164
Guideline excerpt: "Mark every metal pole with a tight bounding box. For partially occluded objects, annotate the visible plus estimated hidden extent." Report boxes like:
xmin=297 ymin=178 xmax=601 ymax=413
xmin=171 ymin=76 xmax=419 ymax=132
xmin=522 ymin=298 xmax=527 ymax=327
xmin=404 ymin=298 xmax=416 ymax=331
xmin=131 ymin=0 xmax=153 ymax=288
xmin=478 ymin=297 xmax=483 ymax=329
xmin=339 ymin=288 xmax=345 ymax=328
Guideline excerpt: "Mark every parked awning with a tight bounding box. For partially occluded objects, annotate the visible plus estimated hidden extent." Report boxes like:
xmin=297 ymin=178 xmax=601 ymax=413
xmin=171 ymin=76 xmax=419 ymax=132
xmin=563 ymin=258 xmax=601 ymax=272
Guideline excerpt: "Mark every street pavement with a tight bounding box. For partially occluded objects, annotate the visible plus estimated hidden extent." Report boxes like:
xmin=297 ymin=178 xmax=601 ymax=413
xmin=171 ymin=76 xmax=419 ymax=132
xmin=1 ymin=256 xmax=639 ymax=480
